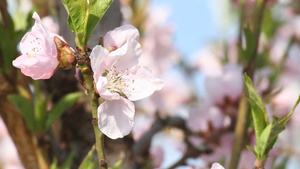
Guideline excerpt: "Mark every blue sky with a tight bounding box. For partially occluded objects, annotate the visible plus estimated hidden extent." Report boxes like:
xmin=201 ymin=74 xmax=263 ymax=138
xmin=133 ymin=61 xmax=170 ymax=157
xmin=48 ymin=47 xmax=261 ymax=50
xmin=151 ymin=0 xmax=220 ymax=59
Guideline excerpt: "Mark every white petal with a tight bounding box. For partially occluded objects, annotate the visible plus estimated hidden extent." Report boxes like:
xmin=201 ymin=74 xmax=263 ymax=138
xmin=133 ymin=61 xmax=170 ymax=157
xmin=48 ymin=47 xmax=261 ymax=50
xmin=90 ymin=45 xmax=110 ymax=82
xmin=109 ymin=38 xmax=142 ymax=71
xmin=104 ymin=24 xmax=139 ymax=48
xmin=98 ymin=98 xmax=135 ymax=139
xmin=210 ymin=163 xmax=225 ymax=169
xmin=123 ymin=66 xmax=164 ymax=101
xmin=96 ymin=76 xmax=120 ymax=100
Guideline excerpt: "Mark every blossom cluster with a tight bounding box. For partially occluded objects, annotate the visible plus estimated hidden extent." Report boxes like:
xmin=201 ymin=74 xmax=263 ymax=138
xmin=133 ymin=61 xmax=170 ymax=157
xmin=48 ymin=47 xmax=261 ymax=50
xmin=89 ymin=25 xmax=164 ymax=139
xmin=12 ymin=13 xmax=164 ymax=140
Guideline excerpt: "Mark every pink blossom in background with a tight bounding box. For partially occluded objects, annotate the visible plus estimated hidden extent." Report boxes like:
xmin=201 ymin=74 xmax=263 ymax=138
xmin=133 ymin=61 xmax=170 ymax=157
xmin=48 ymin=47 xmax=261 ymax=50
xmin=151 ymin=129 xmax=186 ymax=168
xmin=285 ymin=45 xmax=300 ymax=75
xmin=90 ymin=25 xmax=164 ymax=139
xmin=205 ymin=64 xmax=243 ymax=105
xmin=136 ymin=74 xmax=191 ymax=116
xmin=193 ymin=48 xmax=223 ymax=77
xmin=271 ymin=82 xmax=300 ymax=126
xmin=132 ymin=114 xmax=153 ymax=141
xmin=253 ymin=68 xmax=272 ymax=93
xmin=0 ymin=119 xmax=24 ymax=169
xmin=174 ymin=158 xmax=221 ymax=169
xmin=12 ymin=12 xmax=59 ymax=80
xmin=149 ymin=146 xmax=164 ymax=168
xmin=201 ymin=133 xmax=234 ymax=166
xmin=186 ymin=104 xmax=226 ymax=133
xmin=41 ymin=16 xmax=59 ymax=35
xmin=139 ymin=7 xmax=179 ymax=76
xmin=193 ymin=44 xmax=239 ymax=76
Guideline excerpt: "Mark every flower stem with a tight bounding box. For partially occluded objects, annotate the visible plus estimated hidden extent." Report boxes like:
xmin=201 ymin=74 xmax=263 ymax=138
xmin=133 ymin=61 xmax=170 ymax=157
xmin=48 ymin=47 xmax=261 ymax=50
xmin=229 ymin=1 xmax=268 ymax=169
xmin=77 ymin=55 xmax=107 ymax=169
xmin=255 ymin=159 xmax=265 ymax=169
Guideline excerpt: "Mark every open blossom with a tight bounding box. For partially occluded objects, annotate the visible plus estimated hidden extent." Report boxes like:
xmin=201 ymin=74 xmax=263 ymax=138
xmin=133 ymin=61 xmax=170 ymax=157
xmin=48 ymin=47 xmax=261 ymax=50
xmin=90 ymin=25 xmax=164 ymax=139
xmin=12 ymin=12 xmax=59 ymax=80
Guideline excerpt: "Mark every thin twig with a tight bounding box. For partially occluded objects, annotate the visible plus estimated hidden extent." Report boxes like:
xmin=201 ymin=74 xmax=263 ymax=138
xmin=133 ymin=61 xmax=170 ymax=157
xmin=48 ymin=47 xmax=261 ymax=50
xmin=229 ymin=1 xmax=269 ymax=169
xmin=77 ymin=52 xmax=107 ymax=169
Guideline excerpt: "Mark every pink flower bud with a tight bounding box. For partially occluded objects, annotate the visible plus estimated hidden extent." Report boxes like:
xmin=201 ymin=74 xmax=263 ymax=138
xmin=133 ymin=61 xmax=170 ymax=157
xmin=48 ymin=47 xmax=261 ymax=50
xmin=53 ymin=35 xmax=76 ymax=69
xmin=12 ymin=12 xmax=59 ymax=79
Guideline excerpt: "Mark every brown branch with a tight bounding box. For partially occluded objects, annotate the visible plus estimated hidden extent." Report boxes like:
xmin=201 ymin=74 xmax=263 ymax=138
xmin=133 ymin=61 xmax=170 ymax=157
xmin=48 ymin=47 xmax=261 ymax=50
xmin=0 ymin=73 xmax=40 ymax=169
xmin=0 ymin=0 xmax=12 ymax=30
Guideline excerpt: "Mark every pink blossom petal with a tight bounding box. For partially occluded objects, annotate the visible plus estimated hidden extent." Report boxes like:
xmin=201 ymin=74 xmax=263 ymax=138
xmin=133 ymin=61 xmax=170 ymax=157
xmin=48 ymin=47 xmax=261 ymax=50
xmin=104 ymin=24 xmax=139 ymax=48
xmin=31 ymin=12 xmax=57 ymax=56
xmin=123 ymin=66 xmax=164 ymax=101
xmin=211 ymin=163 xmax=224 ymax=169
xmin=110 ymin=38 xmax=142 ymax=72
xmin=222 ymin=64 xmax=243 ymax=102
xmin=12 ymin=54 xmax=58 ymax=80
xmin=13 ymin=12 xmax=59 ymax=80
xmin=205 ymin=76 xmax=224 ymax=104
xmin=98 ymin=98 xmax=135 ymax=139
xmin=90 ymin=45 xmax=110 ymax=82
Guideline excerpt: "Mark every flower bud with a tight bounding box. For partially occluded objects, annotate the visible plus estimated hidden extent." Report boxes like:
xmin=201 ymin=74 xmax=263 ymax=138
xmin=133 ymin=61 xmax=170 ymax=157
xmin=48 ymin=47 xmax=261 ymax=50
xmin=53 ymin=36 xmax=76 ymax=69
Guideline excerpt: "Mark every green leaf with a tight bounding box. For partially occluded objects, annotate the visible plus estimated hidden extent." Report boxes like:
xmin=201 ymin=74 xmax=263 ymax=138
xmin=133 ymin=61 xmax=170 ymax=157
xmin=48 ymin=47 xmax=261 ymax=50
xmin=60 ymin=150 xmax=75 ymax=169
xmin=50 ymin=158 xmax=58 ymax=169
xmin=79 ymin=146 xmax=98 ymax=169
xmin=8 ymin=94 xmax=35 ymax=131
xmin=62 ymin=0 xmax=114 ymax=47
xmin=279 ymin=95 xmax=300 ymax=125
xmin=109 ymin=160 xmax=123 ymax=169
xmin=261 ymin=8 xmax=282 ymax=39
xmin=45 ymin=92 xmax=83 ymax=131
xmin=243 ymin=26 xmax=255 ymax=60
xmin=244 ymin=73 xmax=268 ymax=141
xmin=256 ymin=116 xmax=284 ymax=160
xmin=246 ymin=145 xmax=257 ymax=156
xmin=0 ymin=26 xmax=17 ymax=73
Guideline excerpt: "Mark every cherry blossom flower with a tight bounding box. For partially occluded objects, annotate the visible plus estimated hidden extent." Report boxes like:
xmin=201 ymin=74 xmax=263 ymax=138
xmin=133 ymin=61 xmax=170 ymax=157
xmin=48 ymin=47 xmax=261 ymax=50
xmin=90 ymin=25 xmax=164 ymax=139
xmin=205 ymin=64 xmax=243 ymax=105
xmin=12 ymin=12 xmax=59 ymax=80
xmin=187 ymin=104 xmax=226 ymax=133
